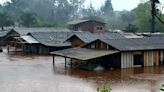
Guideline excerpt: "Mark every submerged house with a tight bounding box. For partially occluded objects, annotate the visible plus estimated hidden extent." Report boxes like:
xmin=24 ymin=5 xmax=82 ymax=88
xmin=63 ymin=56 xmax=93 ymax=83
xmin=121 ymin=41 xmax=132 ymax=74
xmin=51 ymin=37 xmax=164 ymax=70
xmin=66 ymin=32 xmax=125 ymax=48
xmin=16 ymin=31 xmax=94 ymax=55
xmin=6 ymin=28 xmax=71 ymax=53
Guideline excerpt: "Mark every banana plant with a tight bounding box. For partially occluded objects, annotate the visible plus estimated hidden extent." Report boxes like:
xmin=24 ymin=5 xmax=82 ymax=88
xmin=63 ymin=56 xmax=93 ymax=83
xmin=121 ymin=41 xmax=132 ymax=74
xmin=160 ymin=84 xmax=164 ymax=91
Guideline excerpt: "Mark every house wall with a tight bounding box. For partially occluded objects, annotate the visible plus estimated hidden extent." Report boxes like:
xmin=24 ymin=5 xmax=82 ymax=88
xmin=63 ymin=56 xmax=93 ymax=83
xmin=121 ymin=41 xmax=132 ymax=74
xmin=143 ymin=50 xmax=159 ymax=67
xmin=86 ymin=40 xmax=115 ymax=50
xmin=73 ymin=21 xmax=106 ymax=34
xmin=98 ymin=53 xmax=121 ymax=69
xmin=159 ymin=50 xmax=164 ymax=65
xmin=121 ymin=50 xmax=162 ymax=69
xmin=70 ymin=37 xmax=85 ymax=47
xmin=121 ymin=52 xmax=134 ymax=68
xmin=24 ymin=44 xmax=70 ymax=55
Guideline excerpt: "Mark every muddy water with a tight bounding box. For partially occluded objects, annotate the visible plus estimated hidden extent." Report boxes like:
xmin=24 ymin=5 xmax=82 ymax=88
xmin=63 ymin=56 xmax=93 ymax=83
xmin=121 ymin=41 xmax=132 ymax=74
xmin=0 ymin=50 xmax=164 ymax=92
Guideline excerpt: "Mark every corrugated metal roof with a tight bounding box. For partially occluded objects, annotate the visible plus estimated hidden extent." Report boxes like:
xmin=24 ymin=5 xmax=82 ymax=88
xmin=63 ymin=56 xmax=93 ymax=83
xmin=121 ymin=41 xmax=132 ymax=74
xmin=0 ymin=30 xmax=10 ymax=37
xmin=11 ymin=28 xmax=71 ymax=35
xmin=51 ymin=48 xmax=119 ymax=61
xmin=66 ymin=32 xmax=125 ymax=43
xmin=29 ymin=31 xmax=91 ymax=47
xmin=100 ymin=37 xmax=164 ymax=51
xmin=21 ymin=36 xmax=39 ymax=44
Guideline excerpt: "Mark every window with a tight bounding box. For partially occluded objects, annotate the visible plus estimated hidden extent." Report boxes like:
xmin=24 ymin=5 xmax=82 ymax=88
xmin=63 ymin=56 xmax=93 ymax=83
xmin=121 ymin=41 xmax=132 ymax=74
xmin=96 ymin=26 xmax=103 ymax=31
xmin=91 ymin=43 xmax=96 ymax=49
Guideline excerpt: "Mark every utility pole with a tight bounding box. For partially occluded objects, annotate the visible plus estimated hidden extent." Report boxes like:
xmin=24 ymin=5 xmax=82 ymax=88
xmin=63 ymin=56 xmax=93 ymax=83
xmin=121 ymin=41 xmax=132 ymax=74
xmin=151 ymin=0 xmax=160 ymax=33
xmin=151 ymin=0 xmax=155 ymax=33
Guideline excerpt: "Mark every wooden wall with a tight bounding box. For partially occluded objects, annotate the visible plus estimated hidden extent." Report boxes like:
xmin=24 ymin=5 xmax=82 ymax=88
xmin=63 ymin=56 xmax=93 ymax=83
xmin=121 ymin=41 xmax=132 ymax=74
xmin=121 ymin=52 xmax=134 ymax=68
xmin=160 ymin=50 xmax=164 ymax=65
xmin=70 ymin=37 xmax=85 ymax=48
xmin=143 ymin=51 xmax=159 ymax=67
xmin=88 ymin=41 xmax=115 ymax=50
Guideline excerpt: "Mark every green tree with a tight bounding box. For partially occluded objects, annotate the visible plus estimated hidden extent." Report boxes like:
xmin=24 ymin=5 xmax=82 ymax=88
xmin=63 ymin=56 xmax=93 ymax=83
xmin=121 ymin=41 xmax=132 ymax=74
xmin=19 ymin=12 xmax=38 ymax=27
xmin=124 ymin=24 xmax=138 ymax=33
xmin=135 ymin=1 xmax=164 ymax=32
xmin=160 ymin=84 xmax=164 ymax=91
xmin=135 ymin=2 xmax=152 ymax=32
xmin=0 ymin=13 xmax=14 ymax=30
xmin=101 ymin=0 xmax=114 ymax=17
xmin=81 ymin=3 xmax=99 ymax=17
xmin=53 ymin=0 xmax=85 ymax=24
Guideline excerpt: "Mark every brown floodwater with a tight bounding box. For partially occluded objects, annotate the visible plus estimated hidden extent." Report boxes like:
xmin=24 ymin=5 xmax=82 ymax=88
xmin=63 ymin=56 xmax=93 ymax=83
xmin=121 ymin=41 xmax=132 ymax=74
xmin=0 ymin=49 xmax=164 ymax=92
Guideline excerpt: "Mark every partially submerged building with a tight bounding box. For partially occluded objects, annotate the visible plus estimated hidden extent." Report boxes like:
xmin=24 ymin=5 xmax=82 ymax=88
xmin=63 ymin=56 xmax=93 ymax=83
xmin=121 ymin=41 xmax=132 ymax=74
xmin=5 ymin=28 xmax=71 ymax=53
xmin=51 ymin=37 xmax=164 ymax=70
xmin=66 ymin=32 xmax=125 ymax=47
xmin=14 ymin=31 xmax=94 ymax=55
xmin=68 ymin=17 xmax=107 ymax=34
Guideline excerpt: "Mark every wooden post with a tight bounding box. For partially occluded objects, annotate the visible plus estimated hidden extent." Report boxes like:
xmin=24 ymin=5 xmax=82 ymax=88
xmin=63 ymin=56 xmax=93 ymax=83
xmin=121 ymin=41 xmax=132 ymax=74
xmin=155 ymin=51 xmax=159 ymax=66
xmin=53 ymin=55 xmax=55 ymax=66
xmin=65 ymin=57 xmax=67 ymax=68
xmin=7 ymin=44 xmax=9 ymax=54
xmin=71 ymin=59 xmax=73 ymax=68
xmin=144 ymin=51 xmax=147 ymax=67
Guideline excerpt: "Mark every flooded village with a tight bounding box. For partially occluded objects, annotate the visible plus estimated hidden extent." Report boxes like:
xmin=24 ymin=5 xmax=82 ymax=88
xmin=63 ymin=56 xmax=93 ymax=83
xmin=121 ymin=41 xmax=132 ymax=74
xmin=0 ymin=0 xmax=164 ymax=92
xmin=0 ymin=17 xmax=164 ymax=92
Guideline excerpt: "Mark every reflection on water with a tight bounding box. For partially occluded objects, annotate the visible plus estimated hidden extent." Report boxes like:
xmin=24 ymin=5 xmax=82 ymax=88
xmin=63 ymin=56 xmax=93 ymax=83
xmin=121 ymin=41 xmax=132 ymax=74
xmin=0 ymin=51 xmax=164 ymax=92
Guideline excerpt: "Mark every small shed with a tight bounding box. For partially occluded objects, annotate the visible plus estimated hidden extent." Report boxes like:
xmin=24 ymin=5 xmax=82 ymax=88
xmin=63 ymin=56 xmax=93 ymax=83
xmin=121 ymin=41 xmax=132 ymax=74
xmin=51 ymin=48 xmax=119 ymax=70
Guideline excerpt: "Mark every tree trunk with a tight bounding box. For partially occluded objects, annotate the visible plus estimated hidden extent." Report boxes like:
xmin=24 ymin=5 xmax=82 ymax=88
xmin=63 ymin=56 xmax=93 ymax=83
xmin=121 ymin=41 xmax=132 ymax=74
xmin=1 ymin=26 xmax=4 ymax=31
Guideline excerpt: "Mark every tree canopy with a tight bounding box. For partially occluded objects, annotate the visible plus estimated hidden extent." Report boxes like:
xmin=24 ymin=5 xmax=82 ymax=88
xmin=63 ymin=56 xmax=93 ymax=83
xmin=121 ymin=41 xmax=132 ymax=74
xmin=0 ymin=0 xmax=163 ymax=32
xmin=0 ymin=13 xmax=13 ymax=30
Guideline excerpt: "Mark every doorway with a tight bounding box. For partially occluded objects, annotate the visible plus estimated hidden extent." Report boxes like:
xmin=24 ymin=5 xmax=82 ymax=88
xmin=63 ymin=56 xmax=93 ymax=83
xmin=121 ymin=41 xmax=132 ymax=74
xmin=134 ymin=54 xmax=143 ymax=67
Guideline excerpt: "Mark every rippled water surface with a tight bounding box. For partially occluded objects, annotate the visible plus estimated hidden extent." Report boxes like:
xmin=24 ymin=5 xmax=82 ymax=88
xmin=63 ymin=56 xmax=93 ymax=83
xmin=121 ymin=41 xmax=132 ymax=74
xmin=0 ymin=49 xmax=164 ymax=92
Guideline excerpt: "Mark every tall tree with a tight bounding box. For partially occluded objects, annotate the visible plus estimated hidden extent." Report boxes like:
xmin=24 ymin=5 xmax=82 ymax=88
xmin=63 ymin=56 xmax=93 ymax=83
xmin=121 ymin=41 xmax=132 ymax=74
xmin=135 ymin=2 xmax=151 ymax=32
xmin=101 ymin=0 xmax=114 ymax=17
xmin=81 ymin=2 xmax=99 ymax=17
xmin=0 ymin=13 xmax=13 ymax=30
xmin=19 ymin=12 xmax=38 ymax=27
xmin=135 ymin=1 xmax=164 ymax=32
xmin=53 ymin=0 xmax=85 ymax=24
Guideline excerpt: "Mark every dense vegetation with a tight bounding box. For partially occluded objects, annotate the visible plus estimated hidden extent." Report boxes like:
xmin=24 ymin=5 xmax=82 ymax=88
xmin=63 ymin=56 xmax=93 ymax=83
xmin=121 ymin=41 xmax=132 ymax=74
xmin=0 ymin=0 xmax=163 ymax=32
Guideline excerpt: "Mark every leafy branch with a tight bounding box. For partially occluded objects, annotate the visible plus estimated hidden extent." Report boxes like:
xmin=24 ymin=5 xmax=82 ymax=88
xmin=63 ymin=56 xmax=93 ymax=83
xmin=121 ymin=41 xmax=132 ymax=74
xmin=160 ymin=84 xmax=164 ymax=91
